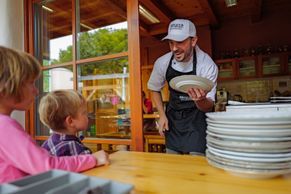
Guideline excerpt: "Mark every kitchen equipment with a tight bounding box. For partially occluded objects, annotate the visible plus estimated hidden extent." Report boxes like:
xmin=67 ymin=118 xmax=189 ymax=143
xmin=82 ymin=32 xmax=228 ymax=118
xmin=233 ymin=94 xmax=243 ymax=102
xmin=215 ymin=88 xmax=229 ymax=111
xmin=216 ymin=88 xmax=228 ymax=103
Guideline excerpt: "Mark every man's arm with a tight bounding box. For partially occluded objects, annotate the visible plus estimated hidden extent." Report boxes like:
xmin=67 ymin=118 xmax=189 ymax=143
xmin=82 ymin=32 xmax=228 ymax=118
xmin=151 ymin=91 xmax=168 ymax=136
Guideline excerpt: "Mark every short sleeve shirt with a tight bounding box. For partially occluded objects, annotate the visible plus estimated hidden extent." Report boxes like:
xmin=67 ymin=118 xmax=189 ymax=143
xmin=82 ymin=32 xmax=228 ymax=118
xmin=147 ymin=46 xmax=218 ymax=101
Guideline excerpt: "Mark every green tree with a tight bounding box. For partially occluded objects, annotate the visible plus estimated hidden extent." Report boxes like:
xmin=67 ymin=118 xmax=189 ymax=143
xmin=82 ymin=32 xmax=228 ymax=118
xmin=52 ymin=28 xmax=128 ymax=76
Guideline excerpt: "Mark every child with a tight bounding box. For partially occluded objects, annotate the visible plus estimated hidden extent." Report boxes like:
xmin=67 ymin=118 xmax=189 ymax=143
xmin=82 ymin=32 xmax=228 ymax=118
xmin=142 ymin=91 xmax=153 ymax=114
xmin=0 ymin=46 xmax=109 ymax=183
xmin=39 ymin=89 xmax=92 ymax=156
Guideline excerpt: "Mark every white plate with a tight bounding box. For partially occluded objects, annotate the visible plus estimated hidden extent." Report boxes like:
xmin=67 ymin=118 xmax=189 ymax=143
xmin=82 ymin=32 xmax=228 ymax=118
xmin=169 ymin=75 xmax=214 ymax=93
xmin=206 ymin=135 xmax=291 ymax=150
xmin=271 ymin=100 xmax=291 ymax=103
xmin=206 ymin=150 xmax=291 ymax=170
xmin=207 ymin=131 xmax=291 ymax=141
xmin=208 ymin=148 xmax=291 ymax=162
xmin=270 ymin=96 xmax=291 ymax=100
xmin=207 ymin=141 xmax=291 ymax=153
xmin=206 ymin=121 xmax=291 ymax=129
xmin=206 ymin=118 xmax=291 ymax=126
xmin=207 ymin=145 xmax=291 ymax=158
xmin=206 ymin=154 xmax=291 ymax=179
xmin=206 ymin=111 xmax=291 ymax=122
xmin=207 ymin=125 xmax=291 ymax=137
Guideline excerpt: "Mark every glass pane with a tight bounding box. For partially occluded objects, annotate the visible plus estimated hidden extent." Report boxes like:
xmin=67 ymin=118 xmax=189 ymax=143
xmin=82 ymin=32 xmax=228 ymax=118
xmin=239 ymin=59 xmax=255 ymax=77
xmin=36 ymin=66 xmax=73 ymax=136
xmin=262 ymin=56 xmax=280 ymax=75
xmin=77 ymin=57 xmax=130 ymax=139
xmin=34 ymin=0 xmax=73 ymax=65
xmin=42 ymin=67 xmax=73 ymax=92
xmin=76 ymin=0 xmax=128 ymax=59
xmin=218 ymin=61 xmax=234 ymax=78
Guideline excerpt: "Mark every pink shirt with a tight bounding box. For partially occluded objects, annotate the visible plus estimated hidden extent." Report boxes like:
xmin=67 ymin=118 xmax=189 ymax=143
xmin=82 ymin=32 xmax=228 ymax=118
xmin=0 ymin=114 xmax=96 ymax=183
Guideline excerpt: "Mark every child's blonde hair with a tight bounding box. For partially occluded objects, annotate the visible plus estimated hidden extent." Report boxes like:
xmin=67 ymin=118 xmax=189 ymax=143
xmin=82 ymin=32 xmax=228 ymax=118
xmin=0 ymin=46 xmax=41 ymax=101
xmin=39 ymin=89 xmax=86 ymax=131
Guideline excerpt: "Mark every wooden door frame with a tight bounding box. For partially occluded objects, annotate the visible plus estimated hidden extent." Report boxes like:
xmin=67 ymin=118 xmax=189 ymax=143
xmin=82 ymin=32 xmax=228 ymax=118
xmin=23 ymin=0 xmax=144 ymax=151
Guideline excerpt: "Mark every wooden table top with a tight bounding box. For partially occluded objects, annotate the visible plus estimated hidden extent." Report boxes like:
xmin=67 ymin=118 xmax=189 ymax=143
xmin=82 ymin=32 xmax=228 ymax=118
xmin=83 ymin=151 xmax=291 ymax=194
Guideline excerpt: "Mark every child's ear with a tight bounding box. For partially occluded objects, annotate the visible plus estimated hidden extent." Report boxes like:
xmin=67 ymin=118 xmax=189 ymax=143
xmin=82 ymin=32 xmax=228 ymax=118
xmin=64 ymin=115 xmax=74 ymax=127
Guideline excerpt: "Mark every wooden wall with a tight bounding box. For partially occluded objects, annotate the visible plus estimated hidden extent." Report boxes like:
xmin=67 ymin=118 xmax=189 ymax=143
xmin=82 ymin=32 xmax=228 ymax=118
xmin=212 ymin=11 xmax=291 ymax=59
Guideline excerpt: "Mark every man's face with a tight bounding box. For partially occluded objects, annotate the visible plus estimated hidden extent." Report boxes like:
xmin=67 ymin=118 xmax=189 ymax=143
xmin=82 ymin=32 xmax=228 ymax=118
xmin=168 ymin=37 xmax=197 ymax=62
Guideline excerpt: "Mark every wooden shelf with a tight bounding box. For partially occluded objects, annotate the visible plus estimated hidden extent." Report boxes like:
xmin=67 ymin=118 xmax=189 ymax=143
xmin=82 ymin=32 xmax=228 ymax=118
xmin=141 ymin=65 xmax=153 ymax=70
xmin=143 ymin=113 xmax=159 ymax=119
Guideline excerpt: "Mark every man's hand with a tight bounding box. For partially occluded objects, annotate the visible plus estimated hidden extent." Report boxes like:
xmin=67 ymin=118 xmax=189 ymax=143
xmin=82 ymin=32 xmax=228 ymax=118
xmin=156 ymin=115 xmax=169 ymax=136
xmin=187 ymin=87 xmax=214 ymax=112
xmin=187 ymin=88 xmax=207 ymax=101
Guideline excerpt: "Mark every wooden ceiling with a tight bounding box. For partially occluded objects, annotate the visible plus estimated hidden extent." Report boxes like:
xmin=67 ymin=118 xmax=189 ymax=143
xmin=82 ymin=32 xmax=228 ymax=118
xmin=42 ymin=0 xmax=291 ymax=39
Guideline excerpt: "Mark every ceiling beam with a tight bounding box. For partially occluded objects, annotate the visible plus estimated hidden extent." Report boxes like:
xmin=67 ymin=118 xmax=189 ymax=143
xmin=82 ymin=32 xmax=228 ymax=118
xmin=139 ymin=0 xmax=172 ymax=23
xmin=139 ymin=20 xmax=151 ymax=37
xmin=104 ymin=0 xmax=127 ymax=20
xmin=250 ymin=0 xmax=262 ymax=23
xmin=148 ymin=13 xmax=213 ymax=36
xmin=197 ymin=0 xmax=218 ymax=26
xmin=148 ymin=23 xmax=168 ymax=35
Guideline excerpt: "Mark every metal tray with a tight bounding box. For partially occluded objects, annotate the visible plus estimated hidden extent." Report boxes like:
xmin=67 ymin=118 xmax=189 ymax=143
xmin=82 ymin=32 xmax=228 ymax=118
xmin=0 ymin=170 xmax=133 ymax=194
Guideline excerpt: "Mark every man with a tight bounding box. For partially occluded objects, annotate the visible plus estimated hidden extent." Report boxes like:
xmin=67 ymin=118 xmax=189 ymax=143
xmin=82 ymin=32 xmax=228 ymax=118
xmin=147 ymin=19 xmax=218 ymax=155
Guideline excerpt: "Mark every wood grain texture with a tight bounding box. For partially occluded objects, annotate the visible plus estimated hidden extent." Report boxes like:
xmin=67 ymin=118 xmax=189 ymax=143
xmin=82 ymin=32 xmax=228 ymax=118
xmin=83 ymin=151 xmax=291 ymax=194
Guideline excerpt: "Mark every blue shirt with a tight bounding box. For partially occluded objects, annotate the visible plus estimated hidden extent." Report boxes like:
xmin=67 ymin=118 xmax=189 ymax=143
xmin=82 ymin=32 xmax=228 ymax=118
xmin=42 ymin=133 xmax=92 ymax=156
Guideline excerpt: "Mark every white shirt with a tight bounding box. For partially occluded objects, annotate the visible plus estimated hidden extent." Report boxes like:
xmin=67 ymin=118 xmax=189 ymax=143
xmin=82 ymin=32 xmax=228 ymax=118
xmin=147 ymin=46 xmax=218 ymax=101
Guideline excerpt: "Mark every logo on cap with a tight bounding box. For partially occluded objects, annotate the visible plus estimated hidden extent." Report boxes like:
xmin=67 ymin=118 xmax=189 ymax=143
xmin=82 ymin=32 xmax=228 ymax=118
xmin=170 ymin=23 xmax=184 ymax=31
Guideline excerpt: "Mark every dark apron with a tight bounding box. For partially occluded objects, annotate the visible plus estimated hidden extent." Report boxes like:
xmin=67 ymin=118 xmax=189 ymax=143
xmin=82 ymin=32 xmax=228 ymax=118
xmin=165 ymin=51 xmax=207 ymax=153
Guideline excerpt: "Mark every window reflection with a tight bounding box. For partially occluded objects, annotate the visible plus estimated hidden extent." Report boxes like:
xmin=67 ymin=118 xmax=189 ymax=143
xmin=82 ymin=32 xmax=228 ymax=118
xmin=35 ymin=0 xmax=73 ymax=65
xmin=42 ymin=67 xmax=73 ymax=93
xmin=77 ymin=0 xmax=128 ymax=59
xmin=77 ymin=57 xmax=130 ymax=139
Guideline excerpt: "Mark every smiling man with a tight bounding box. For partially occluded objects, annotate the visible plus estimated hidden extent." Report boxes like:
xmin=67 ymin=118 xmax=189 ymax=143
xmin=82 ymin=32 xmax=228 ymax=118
xmin=147 ymin=19 xmax=218 ymax=155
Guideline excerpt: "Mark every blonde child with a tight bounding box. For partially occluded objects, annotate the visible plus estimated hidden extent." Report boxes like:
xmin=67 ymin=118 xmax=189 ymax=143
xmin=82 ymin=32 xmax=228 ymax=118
xmin=0 ymin=46 xmax=109 ymax=183
xmin=39 ymin=90 xmax=93 ymax=156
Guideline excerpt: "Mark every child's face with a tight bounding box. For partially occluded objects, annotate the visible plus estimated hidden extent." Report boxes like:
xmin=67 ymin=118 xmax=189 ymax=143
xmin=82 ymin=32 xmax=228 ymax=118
xmin=0 ymin=78 xmax=38 ymax=115
xmin=72 ymin=103 xmax=89 ymax=132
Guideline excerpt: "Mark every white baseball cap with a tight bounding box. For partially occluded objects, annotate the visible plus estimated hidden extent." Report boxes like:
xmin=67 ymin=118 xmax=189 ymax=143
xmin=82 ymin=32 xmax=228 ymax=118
xmin=162 ymin=19 xmax=196 ymax=42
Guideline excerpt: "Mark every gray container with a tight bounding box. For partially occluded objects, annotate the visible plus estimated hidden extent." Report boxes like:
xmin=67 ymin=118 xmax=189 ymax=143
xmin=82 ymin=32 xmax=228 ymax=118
xmin=0 ymin=170 xmax=133 ymax=194
xmin=0 ymin=184 xmax=19 ymax=194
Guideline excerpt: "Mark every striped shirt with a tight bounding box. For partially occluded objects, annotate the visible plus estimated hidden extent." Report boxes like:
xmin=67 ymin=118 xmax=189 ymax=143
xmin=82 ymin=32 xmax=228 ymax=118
xmin=42 ymin=133 xmax=92 ymax=156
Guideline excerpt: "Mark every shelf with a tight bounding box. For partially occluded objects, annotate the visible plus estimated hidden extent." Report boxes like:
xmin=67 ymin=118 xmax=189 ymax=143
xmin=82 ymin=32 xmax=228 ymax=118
xmin=99 ymin=114 xmax=130 ymax=119
xmin=141 ymin=65 xmax=154 ymax=70
xmin=96 ymin=132 xmax=131 ymax=139
xmin=262 ymin=64 xmax=280 ymax=68
xmin=239 ymin=67 xmax=255 ymax=71
xmin=215 ymin=52 xmax=291 ymax=80
xmin=143 ymin=113 xmax=159 ymax=119
xmin=218 ymin=69 xmax=233 ymax=72
xmin=80 ymin=73 xmax=129 ymax=81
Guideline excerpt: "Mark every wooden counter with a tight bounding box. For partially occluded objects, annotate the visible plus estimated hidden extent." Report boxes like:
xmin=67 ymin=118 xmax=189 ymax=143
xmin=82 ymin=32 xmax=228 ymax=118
xmin=83 ymin=151 xmax=291 ymax=194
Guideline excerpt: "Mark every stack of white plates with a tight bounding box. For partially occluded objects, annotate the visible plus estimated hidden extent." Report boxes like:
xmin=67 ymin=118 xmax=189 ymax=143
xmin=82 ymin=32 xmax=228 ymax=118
xmin=226 ymin=102 xmax=291 ymax=112
xmin=270 ymin=96 xmax=291 ymax=103
xmin=205 ymin=111 xmax=291 ymax=179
